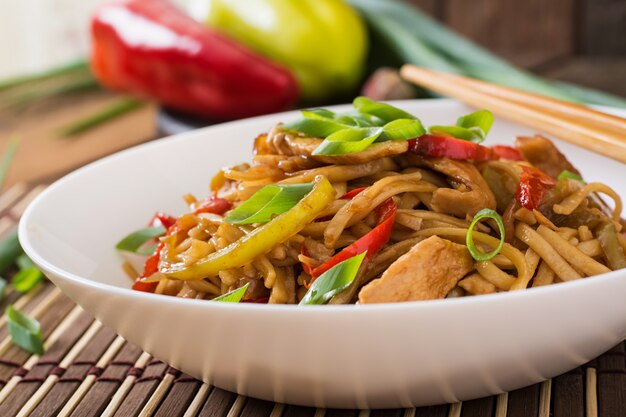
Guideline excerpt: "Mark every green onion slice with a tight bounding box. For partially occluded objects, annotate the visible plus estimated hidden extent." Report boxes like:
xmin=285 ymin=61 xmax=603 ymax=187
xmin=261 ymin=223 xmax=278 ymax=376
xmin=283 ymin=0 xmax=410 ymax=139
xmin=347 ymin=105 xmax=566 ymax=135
xmin=428 ymin=125 xmax=477 ymax=141
xmin=281 ymin=109 xmax=354 ymax=137
xmin=353 ymin=96 xmax=416 ymax=123
xmin=213 ymin=283 xmax=250 ymax=302
xmin=335 ymin=113 xmax=377 ymax=127
xmin=281 ymin=106 xmax=380 ymax=138
xmin=225 ymin=183 xmax=315 ymax=225
xmin=303 ymin=109 xmax=376 ymax=126
xmin=430 ymin=110 xmax=494 ymax=143
xmin=382 ymin=118 xmax=425 ymax=140
xmin=312 ymin=127 xmax=383 ymax=156
xmin=557 ymin=169 xmax=583 ymax=182
xmin=12 ymin=267 xmax=44 ymax=293
xmin=116 ymin=226 xmax=166 ymax=254
xmin=466 ymin=209 xmax=505 ymax=262
xmin=280 ymin=117 xmax=348 ymax=138
xmin=456 ymin=110 xmax=494 ymax=139
xmin=302 ymin=109 xmax=337 ymax=119
xmin=6 ymin=305 xmax=44 ymax=355
xmin=300 ymin=251 xmax=367 ymax=305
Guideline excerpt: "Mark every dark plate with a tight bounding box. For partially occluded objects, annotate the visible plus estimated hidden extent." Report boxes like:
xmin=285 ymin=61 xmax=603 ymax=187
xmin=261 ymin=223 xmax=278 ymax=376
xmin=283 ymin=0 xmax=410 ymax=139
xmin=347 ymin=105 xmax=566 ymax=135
xmin=157 ymin=107 xmax=215 ymax=136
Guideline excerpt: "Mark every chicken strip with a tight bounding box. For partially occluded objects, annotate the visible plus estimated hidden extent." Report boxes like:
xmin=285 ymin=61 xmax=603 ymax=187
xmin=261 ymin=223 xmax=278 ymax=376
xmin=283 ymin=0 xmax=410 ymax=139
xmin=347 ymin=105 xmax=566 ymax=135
xmin=407 ymin=156 xmax=496 ymax=219
xmin=358 ymin=236 xmax=473 ymax=303
xmin=516 ymin=135 xmax=580 ymax=179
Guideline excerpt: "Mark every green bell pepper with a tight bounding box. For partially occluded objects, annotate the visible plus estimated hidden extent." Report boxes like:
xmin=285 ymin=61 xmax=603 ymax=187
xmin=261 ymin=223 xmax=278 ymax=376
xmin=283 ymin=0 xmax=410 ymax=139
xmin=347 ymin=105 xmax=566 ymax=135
xmin=203 ymin=0 xmax=368 ymax=102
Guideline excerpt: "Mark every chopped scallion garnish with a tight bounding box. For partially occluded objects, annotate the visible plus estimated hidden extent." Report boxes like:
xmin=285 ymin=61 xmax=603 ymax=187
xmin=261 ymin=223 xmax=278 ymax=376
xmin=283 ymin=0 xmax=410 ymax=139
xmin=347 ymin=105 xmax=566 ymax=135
xmin=281 ymin=116 xmax=351 ymax=138
xmin=557 ymin=170 xmax=583 ymax=182
xmin=281 ymin=97 xmax=491 ymax=156
xmin=300 ymin=251 xmax=366 ymax=305
xmin=353 ymin=96 xmax=417 ymax=123
xmin=381 ymin=118 xmax=425 ymax=140
xmin=213 ymin=283 xmax=250 ymax=302
xmin=12 ymin=267 xmax=44 ymax=293
xmin=116 ymin=226 xmax=166 ymax=254
xmin=429 ymin=109 xmax=494 ymax=143
xmin=6 ymin=305 xmax=44 ymax=355
xmin=225 ymin=183 xmax=315 ymax=224
xmin=456 ymin=110 xmax=494 ymax=139
xmin=466 ymin=209 xmax=505 ymax=262
xmin=312 ymin=127 xmax=383 ymax=156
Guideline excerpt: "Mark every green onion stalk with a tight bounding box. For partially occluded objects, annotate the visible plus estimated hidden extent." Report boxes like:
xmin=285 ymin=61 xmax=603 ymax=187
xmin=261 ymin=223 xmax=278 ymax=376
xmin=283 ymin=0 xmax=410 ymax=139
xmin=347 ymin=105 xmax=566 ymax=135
xmin=348 ymin=0 xmax=626 ymax=108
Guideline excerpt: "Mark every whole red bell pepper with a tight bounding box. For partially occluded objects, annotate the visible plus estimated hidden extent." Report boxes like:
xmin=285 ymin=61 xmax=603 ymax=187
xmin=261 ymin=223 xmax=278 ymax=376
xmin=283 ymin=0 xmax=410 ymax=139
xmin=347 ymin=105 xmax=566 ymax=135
xmin=515 ymin=166 xmax=556 ymax=210
xmin=408 ymin=134 xmax=496 ymax=161
xmin=309 ymin=198 xmax=397 ymax=280
xmin=90 ymin=0 xmax=298 ymax=120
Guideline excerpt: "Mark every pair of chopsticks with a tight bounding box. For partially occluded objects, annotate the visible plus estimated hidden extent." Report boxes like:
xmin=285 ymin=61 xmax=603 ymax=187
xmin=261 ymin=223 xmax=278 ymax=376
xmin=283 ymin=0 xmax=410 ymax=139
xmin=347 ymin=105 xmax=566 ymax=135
xmin=400 ymin=65 xmax=626 ymax=164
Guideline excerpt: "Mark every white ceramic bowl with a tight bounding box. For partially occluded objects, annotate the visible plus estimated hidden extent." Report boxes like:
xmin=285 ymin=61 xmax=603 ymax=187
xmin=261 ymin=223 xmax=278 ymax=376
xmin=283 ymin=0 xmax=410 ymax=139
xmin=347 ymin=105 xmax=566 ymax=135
xmin=19 ymin=99 xmax=626 ymax=409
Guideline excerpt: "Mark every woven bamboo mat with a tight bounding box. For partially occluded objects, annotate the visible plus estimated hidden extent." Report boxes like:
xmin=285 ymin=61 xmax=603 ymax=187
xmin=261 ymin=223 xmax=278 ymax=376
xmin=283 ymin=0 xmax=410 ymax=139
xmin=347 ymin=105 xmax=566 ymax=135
xmin=0 ymin=184 xmax=624 ymax=417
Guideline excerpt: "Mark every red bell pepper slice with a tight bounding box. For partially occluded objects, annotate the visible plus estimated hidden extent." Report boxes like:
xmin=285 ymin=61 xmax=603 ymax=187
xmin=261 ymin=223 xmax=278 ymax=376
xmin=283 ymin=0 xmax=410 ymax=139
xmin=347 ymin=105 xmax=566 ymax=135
xmin=132 ymin=241 xmax=165 ymax=293
xmin=492 ymin=145 xmax=524 ymax=161
xmin=133 ymin=212 xmax=176 ymax=292
xmin=340 ymin=187 xmax=367 ymax=200
xmin=515 ymin=166 xmax=556 ymax=210
xmin=309 ymin=198 xmax=397 ymax=280
xmin=133 ymin=199 xmax=231 ymax=293
xmin=90 ymin=0 xmax=298 ymax=120
xmin=149 ymin=212 xmax=177 ymax=229
xmin=193 ymin=196 xmax=232 ymax=215
xmin=408 ymin=134 xmax=497 ymax=161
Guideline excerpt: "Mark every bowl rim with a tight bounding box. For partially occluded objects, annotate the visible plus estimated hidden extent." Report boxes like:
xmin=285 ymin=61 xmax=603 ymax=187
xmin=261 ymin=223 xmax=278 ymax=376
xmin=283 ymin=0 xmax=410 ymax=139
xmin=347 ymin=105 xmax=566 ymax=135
xmin=18 ymin=98 xmax=626 ymax=314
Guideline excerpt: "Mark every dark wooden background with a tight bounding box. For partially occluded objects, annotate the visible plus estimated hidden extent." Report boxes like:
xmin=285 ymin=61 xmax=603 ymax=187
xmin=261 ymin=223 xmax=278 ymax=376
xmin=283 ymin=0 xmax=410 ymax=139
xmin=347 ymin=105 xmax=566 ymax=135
xmin=409 ymin=0 xmax=626 ymax=96
xmin=1 ymin=0 xmax=624 ymax=188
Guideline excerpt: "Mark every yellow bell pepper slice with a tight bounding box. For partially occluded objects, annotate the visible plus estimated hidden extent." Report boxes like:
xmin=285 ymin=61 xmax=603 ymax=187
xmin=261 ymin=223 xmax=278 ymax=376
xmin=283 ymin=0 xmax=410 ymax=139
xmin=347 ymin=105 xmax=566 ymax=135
xmin=160 ymin=175 xmax=336 ymax=280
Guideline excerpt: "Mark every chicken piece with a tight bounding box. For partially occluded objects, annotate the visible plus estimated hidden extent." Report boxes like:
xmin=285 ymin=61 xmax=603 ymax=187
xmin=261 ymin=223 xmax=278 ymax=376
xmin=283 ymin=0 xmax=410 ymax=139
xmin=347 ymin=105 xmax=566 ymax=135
xmin=358 ymin=236 xmax=473 ymax=303
xmin=410 ymin=156 xmax=496 ymax=219
xmin=516 ymin=135 xmax=580 ymax=179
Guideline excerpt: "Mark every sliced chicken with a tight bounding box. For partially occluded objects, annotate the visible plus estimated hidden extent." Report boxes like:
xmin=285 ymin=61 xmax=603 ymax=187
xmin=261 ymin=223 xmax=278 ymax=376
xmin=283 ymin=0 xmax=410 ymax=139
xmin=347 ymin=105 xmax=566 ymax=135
xmin=516 ymin=135 xmax=580 ymax=179
xmin=358 ymin=236 xmax=473 ymax=303
xmin=409 ymin=156 xmax=496 ymax=219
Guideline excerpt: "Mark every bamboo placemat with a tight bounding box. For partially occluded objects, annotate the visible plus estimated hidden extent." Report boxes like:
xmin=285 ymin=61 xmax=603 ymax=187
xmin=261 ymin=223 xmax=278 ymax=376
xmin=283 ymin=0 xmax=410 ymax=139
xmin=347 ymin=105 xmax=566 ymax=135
xmin=0 ymin=184 xmax=624 ymax=417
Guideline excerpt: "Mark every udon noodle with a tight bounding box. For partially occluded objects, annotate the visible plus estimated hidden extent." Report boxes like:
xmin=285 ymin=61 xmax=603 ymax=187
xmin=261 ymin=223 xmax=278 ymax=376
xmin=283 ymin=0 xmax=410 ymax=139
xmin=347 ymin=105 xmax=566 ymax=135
xmin=119 ymin=105 xmax=626 ymax=305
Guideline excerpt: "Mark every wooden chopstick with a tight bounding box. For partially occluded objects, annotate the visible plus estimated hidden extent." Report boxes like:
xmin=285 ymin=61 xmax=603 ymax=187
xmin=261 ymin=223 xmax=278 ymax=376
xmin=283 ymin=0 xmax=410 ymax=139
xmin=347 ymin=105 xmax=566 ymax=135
xmin=400 ymin=64 xmax=626 ymax=164
xmin=412 ymin=69 xmax=626 ymax=133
